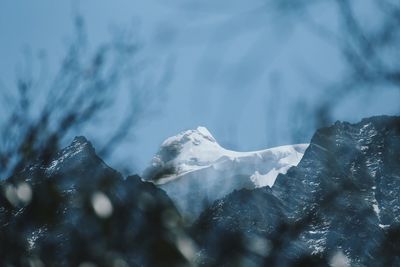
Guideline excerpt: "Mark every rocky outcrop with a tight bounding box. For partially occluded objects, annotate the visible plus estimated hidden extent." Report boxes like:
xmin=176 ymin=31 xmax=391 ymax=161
xmin=194 ymin=116 xmax=400 ymax=266
xmin=0 ymin=137 xmax=187 ymax=267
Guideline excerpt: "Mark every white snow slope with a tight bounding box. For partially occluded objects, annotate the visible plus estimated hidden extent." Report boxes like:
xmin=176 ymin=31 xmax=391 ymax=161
xmin=143 ymin=127 xmax=309 ymax=221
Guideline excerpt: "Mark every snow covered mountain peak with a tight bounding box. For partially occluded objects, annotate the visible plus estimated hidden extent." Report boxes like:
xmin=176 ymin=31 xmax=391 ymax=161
xmin=160 ymin=126 xmax=222 ymax=166
xmin=162 ymin=126 xmax=217 ymax=147
xmin=144 ymin=126 xmax=231 ymax=182
xmin=143 ymin=127 xmax=309 ymax=221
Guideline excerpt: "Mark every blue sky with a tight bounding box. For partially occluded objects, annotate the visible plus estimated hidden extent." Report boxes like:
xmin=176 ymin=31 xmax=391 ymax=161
xmin=1 ymin=0 xmax=399 ymax=173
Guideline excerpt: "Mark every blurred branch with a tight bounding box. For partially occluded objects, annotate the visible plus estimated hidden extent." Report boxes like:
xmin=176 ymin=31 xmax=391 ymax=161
xmin=0 ymin=16 xmax=167 ymax=178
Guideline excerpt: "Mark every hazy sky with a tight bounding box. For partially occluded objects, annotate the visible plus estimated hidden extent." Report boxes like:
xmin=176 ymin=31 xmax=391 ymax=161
xmin=1 ymin=0 xmax=399 ymax=173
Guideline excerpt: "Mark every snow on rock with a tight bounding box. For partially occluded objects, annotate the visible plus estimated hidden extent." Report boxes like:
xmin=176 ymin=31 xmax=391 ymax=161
xmin=143 ymin=126 xmax=308 ymax=221
xmin=45 ymin=136 xmax=91 ymax=175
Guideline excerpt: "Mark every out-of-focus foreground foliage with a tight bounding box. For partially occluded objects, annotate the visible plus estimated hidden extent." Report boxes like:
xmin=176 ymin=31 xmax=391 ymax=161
xmin=1 ymin=1 xmax=400 ymax=266
xmin=274 ymin=0 xmax=400 ymax=126
xmin=0 ymin=16 xmax=168 ymax=179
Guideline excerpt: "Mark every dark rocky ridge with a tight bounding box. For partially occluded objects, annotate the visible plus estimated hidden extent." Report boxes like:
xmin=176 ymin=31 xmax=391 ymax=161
xmin=194 ymin=116 xmax=400 ymax=266
xmin=0 ymin=137 xmax=188 ymax=267
xmin=2 ymin=116 xmax=400 ymax=267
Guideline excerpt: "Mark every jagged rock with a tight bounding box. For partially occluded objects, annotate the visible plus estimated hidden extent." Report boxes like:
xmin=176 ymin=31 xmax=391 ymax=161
xmin=0 ymin=137 xmax=187 ymax=267
xmin=194 ymin=116 xmax=400 ymax=266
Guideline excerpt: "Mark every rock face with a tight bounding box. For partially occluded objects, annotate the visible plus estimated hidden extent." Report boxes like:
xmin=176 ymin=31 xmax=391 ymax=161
xmin=143 ymin=126 xmax=308 ymax=221
xmin=2 ymin=116 xmax=400 ymax=267
xmin=0 ymin=137 xmax=187 ymax=267
xmin=194 ymin=116 xmax=400 ymax=266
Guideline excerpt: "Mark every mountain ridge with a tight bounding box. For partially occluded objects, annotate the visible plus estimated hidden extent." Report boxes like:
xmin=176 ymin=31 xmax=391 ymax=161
xmin=143 ymin=126 xmax=308 ymax=221
xmin=193 ymin=115 xmax=400 ymax=266
xmin=0 ymin=136 xmax=188 ymax=267
xmin=2 ymin=115 xmax=400 ymax=266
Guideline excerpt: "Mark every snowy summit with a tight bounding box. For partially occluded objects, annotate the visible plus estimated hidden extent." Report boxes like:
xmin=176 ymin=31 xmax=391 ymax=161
xmin=143 ymin=126 xmax=308 ymax=220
